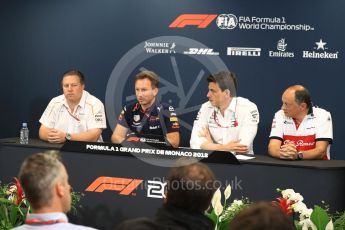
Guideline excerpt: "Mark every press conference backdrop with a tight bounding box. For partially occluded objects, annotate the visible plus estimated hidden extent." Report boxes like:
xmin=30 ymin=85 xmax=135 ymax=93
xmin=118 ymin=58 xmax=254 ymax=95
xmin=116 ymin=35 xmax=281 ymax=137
xmin=0 ymin=0 xmax=344 ymax=159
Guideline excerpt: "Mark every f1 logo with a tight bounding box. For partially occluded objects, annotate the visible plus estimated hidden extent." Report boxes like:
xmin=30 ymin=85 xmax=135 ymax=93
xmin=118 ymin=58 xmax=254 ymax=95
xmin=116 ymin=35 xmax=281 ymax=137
xmin=147 ymin=180 xmax=167 ymax=199
xmin=169 ymin=14 xmax=217 ymax=28
xmin=85 ymin=176 xmax=143 ymax=196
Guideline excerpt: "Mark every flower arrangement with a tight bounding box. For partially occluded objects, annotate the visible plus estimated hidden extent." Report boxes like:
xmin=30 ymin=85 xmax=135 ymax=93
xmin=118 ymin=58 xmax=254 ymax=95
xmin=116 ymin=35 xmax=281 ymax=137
xmin=274 ymin=188 xmax=345 ymax=230
xmin=0 ymin=178 xmax=84 ymax=230
xmin=0 ymin=178 xmax=29 ymax=229
xmin=206 ymin=186 xmax=345 ymax=230
xmin=205 ymin=185 xmax=251 ymax=230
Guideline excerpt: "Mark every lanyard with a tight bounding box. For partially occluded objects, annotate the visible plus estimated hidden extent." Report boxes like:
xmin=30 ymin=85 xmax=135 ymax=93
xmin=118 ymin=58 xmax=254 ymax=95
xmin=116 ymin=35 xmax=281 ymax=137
xmin=66 ymin=108 xmax=80 ymax=122
xmin=213 ymin=110 xmax=238 ymax=128
xmin=212 ymin=98 xmax=238 ymax=128
xmin=25 ymin=219 xmax=67 ymax=225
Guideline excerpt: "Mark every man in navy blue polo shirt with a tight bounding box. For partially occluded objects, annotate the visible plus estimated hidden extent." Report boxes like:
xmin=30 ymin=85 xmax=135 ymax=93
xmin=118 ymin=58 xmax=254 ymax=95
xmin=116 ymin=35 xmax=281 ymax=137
xmin=111 ymin=70 xmax=180 ymax=147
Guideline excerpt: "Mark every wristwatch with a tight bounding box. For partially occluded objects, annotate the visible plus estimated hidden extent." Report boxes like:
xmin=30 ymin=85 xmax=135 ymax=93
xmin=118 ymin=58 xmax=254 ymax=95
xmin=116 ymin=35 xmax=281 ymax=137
xmin=65 ymin=133 xmax=72 ymax=141
xmin=296 ymin=152 xmax=304 ymax=160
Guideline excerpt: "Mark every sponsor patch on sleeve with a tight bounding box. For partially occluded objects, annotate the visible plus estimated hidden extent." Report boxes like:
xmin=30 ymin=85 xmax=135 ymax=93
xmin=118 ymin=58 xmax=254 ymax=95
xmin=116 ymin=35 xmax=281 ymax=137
xmin=250 ymin=109 xmax=259 ymax=122
xmin=170 ymin=117 xmax=178 ymax=122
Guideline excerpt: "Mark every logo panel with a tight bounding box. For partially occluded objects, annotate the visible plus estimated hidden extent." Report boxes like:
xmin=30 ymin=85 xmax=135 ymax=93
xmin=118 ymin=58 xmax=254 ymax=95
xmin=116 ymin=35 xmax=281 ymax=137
xmin=85 ymin=177 xmax=143 ymax=195
xmin=147 ymin=180 xmax=167 ymax=199
xmin=169 ymin=14 xmax=217 ymax=28
xmin=227 ymin=47 xmax=261 ymax=57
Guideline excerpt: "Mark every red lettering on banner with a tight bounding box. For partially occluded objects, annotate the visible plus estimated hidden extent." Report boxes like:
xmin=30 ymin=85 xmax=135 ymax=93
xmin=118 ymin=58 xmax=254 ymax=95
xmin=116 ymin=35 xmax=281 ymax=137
xmin=169 ymin=14 xmax=217 ymax=28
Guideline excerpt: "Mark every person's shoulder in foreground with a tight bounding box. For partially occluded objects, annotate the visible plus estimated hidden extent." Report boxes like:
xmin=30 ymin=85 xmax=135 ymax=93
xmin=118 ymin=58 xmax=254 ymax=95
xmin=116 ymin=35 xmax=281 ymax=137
xmin=114 ymin=217 xmax=161 ymax=230
xmin=13 ymin=213 xmax=97 ymax=230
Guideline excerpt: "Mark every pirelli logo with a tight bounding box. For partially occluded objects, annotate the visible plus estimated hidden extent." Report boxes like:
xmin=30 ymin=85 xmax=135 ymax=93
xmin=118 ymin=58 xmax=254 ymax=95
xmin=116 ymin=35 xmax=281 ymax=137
xmin=85 ymin=177 xmax=143 ymax=196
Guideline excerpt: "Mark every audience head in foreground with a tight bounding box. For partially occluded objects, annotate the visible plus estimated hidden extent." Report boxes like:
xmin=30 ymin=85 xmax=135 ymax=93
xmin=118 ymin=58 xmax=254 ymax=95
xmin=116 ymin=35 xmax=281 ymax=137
xmin=153 ymin=158 xmax=216 ymax=229
xmin=165 ymin=157 xmax=216 ymax=213
xmin=229 ymin=201 xmax=295 ymax=230
xmin=115 ymin=158 xmax=217 ymax=230
xmin=13 ymin=151 xmax=97 ymax=230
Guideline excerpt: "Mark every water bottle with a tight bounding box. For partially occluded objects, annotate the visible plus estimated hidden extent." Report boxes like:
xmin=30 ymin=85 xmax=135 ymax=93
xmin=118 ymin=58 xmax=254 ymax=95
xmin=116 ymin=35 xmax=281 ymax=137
xmin=19 ymin=123 xmax=29 ymax=144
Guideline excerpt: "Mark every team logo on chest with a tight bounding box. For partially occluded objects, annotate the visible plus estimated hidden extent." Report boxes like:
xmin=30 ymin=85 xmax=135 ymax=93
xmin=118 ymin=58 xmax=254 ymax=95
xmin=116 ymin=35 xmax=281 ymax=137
xmin=133 ymin=115 xmax=141 ymax=122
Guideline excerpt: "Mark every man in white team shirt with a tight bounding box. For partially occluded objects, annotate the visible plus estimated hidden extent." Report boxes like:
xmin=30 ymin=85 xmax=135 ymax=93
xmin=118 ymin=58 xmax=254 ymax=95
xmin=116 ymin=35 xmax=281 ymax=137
xmin=190 ymin=70 xmax=259 ymax=155
xmin=268 ymin=85 xmax=333 ymax=160
xmin=39 ymin=70 xmax=106 ymax=143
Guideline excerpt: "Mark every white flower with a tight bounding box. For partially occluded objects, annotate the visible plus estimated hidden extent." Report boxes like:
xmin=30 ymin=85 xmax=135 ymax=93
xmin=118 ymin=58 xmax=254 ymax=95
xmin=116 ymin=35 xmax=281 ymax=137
xmin=6 ymin=185 xmax=17 ymax=195
xmin=325 ymin=219 xmax=334 ymax=230
xmin=214 ymin=201 xmax=223 ymax=216
xmin=300 ymin=218 xmax=317 ymax=230
xmin=290 ymin=192 xmax=304 ymax=203
xmin=299 ymin=208 xmax=313 ymax=220
xmin=233 ymin=199 xmax=243 ymax=206
xmin=224 ymin=185 xmax=231 ymax=200
xmin=292 ymin=201 xmax=307 ymax=213
xmin=226 ymin=199 xmax=243 ymax=212
xmin=281 ymin=189 xmax=295 ymax=199
xmin=211 ymin=188 xmax=221 ymax=209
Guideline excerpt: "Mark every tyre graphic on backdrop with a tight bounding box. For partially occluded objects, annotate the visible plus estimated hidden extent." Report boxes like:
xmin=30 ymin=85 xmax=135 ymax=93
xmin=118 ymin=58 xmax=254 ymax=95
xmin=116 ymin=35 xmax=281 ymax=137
xmin=105 ymin=36 xmax=229 ymax=167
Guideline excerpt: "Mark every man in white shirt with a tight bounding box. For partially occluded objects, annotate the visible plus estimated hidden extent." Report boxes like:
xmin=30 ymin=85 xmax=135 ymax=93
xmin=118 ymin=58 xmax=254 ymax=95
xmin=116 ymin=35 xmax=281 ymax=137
xmin=12 ymin=151 xmax=97 ymax=230
xmin=39 ymin=70 xmax=106 ymax=143
xmin=268 ymin=85 xmax=333 ymax=160
xmin=190 ymin=70 xmax=259 ymax=154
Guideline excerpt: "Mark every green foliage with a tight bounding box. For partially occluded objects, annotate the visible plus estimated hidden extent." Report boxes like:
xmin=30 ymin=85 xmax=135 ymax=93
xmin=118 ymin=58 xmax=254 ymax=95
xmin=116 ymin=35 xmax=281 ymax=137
xmin=207 ymin=187 xmax=345 ymax=230
xmin=333 ymin=211 xmax=345 ymax=230
xmin=70 ymin=191 xmax=84 ymax=215
xmin=205 ymin=210 xmax=218 ymax=225
xmin=205 ymin=197 xmax=250 ymax=230
xmin=221 ymin=198 xmax=250 ymax=228
xmin=310 ymin=205 xmax=330 ymax=230
xmin=0 ymin=197 xmax=27 ymax=230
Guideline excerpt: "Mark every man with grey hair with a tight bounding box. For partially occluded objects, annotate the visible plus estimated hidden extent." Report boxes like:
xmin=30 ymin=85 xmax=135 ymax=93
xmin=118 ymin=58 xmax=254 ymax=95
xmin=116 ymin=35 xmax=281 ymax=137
xmin=190 ymin=70 xmax=259 ymax=155
xmin=13 ymin=151 xmax=97 ymax=229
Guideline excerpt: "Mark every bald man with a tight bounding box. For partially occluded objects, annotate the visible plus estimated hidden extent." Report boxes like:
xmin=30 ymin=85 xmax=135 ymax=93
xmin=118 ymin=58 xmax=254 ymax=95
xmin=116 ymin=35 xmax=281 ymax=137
xmin=268 ymin=85 xmax=333 ymax=160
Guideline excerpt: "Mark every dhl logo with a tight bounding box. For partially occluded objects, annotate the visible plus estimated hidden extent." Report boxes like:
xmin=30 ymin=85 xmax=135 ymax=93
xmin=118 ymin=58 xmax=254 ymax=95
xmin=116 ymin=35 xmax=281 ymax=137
xmin=85 ymin=177 xmax=143 ymax=195
xmin=169 ymin=14 xmax=217 ymax=28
